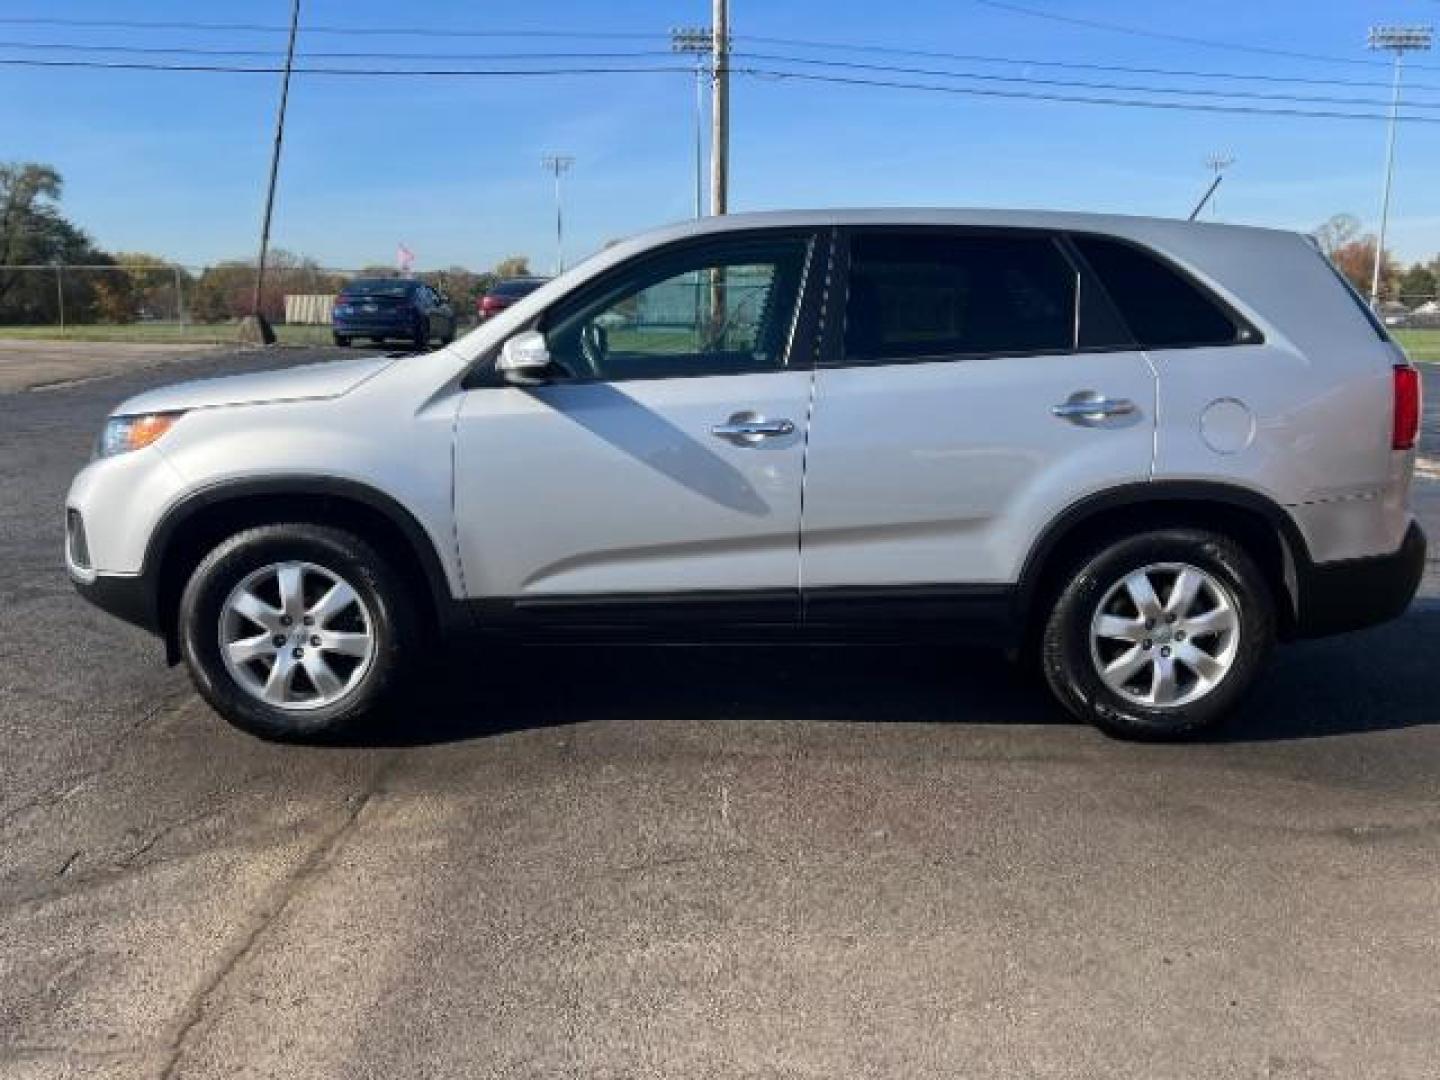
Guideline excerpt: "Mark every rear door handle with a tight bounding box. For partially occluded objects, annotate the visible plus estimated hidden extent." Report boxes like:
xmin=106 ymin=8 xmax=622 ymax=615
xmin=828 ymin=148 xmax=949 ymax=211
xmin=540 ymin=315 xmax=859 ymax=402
xmin=1051 ymin=392 xmax=1138 ymax=422
xmin=711 ymin=413 xmax=796 ymax=444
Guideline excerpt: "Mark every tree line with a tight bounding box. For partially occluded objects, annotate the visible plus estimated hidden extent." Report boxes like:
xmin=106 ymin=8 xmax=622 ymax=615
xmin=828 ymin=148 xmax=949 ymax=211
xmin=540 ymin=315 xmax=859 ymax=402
xmin=1313 ymin=213 xmax=1440 ymax=304
xmin=0 ymin=161 xmax=531 ymax=326
xmin=14 ymin=158 xmax=1440 ymax=329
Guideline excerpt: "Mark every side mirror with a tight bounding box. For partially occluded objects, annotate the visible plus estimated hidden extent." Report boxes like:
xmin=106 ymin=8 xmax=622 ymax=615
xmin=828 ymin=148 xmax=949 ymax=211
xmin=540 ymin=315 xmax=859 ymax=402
xmin=496 ymin=330 xmax=557 ymax=386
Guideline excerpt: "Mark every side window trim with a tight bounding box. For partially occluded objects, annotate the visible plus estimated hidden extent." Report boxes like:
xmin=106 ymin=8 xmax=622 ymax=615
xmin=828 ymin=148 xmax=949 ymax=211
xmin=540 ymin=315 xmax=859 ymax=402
xmin=1055 ymin=232 xmax=1139 ymax=352
xmin=825 ymin=224 xmax=1090 ymax=369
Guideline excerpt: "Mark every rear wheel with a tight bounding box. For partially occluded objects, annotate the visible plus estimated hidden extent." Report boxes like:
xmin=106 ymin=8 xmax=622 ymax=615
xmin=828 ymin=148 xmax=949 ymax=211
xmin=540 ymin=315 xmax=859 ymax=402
xmin=177 ymin=523 xmax=418 ymax=741
xmin=412 ymin=317 xmax=430 ymax=349
xmin=1040 ymin=528 xmax=1274 ymax=740
xmin=333 ymin=334 xmax=350 ymax=347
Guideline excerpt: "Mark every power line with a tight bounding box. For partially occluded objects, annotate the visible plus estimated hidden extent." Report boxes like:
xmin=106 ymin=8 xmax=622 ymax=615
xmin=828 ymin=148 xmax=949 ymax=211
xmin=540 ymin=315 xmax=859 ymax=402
xmin=0 ymin=57 xmax=692 ymax=76
xmin=7 ymin=47 xmax=1440 ymax=113
xmin=967 ymin=0 xmax=1433 ymax=70
xmin=738 ymin=33 xmax=1440 ymax=94
xmin=7 ymin=29 xmax=1440 ymax=96
xmin=6 ymin=11 xmax=1439 ymax=85
xmin=6 ymin=8 xmax=1429 ymax=72
xmin=0 ymin=15 xmax=663 ymax=40
xmin=0 ymin=40 xmax=679 ymax=63
xmin=735 ymin=50 xmax=1440 ymax=111
xmin=742 ymin=66 xmax=1440 ymax=124
xmin=5 ymin=52 xmax=1440 ymax=124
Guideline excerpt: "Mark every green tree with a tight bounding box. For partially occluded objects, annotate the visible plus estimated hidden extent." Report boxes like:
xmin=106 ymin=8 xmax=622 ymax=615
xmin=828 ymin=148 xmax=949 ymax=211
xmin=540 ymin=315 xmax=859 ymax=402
xmin=1329 ymin=236 xmax=1398 ymax=300
xmin=1311 ymin=213 xmax=1361 ymax=256
xmin=0 ymin=162 xmax=114 ymax=323
xmin=422 ymin=266 xmax=494 ymax=324
xmin=90 ymin=252 xmax=191 ymax=324
xmin=1398 ymin=262 xmax=1437 ymax=303
xmin=192 ymin=250 xmax=342 ymax=323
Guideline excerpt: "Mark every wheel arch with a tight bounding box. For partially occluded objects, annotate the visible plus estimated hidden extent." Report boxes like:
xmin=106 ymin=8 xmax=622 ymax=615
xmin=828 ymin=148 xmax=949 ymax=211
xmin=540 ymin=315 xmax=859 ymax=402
xmin=1015 ymin=481 xmax=1309 ymax=642
xmin=146 ymin=477 xmax=460 ymax=662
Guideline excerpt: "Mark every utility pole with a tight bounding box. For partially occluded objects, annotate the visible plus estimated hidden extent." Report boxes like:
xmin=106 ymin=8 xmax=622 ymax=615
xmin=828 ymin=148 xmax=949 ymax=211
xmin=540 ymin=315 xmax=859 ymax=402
xmin=671 ymin=26 xmax=709 ymax=217
xmin=710 ymin=0 xmax=729 ymax=217
xmin=249 ymin=0 xmax=301 ymax=343
xmin=541 ymin=153 xmax=574 ymax=275
xmin=1367 ymin=25 xmax=1432 ymax=306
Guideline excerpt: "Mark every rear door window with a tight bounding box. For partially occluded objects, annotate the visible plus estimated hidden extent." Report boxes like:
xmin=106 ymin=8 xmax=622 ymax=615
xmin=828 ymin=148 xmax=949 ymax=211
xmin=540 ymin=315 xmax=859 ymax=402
xmin=844 ymin=231 xmax=1078 ymax=362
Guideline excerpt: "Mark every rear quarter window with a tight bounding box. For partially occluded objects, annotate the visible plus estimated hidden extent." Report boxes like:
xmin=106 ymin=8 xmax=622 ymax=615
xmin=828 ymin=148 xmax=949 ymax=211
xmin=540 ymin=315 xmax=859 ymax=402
xmin=1072 ymin=236 xmax=1249 ymax=349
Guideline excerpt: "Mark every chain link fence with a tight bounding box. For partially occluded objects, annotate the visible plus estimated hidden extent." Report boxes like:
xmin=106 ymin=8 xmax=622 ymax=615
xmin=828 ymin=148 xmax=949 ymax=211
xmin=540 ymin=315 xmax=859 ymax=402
xmin=0 ymin=263 xmax=490 ymax=346
xmin=3 ymin=262 xmax=1440 ymax=362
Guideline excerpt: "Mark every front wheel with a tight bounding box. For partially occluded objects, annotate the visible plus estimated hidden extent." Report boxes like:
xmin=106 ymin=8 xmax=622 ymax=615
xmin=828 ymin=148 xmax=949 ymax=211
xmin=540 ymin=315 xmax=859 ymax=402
xmin=333 ymin=334 xmax=351 ymax=347
xmin=177 ymin=523 xmax=418 ymax=741
xmin=1040 ymin=528 xmax=1275 ymax=740
xmin=412 ymin=318 xmax=430 ymax=349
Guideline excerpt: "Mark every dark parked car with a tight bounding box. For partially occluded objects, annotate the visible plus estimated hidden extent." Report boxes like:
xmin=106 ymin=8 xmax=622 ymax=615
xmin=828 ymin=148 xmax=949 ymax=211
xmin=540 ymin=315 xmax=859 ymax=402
xmin=477 ymin=276 xmax=549 ymax=321
xmin=333 ymin=278 xmax=456 ymax=348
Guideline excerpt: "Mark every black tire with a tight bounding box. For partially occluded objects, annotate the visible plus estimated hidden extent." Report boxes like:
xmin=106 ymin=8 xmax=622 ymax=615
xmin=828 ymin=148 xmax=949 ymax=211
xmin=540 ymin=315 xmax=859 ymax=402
xmin=1040 ymin=528 xmax=1275 ymax=741
xmin=333 ymin=334 xmax=351 ymax=347
xmin=440 ymin=326 xmax=455 ymax=346
xmin=177 ymin=523 xmax=418 ymax=741
xmin=413 ymin=318 xmax=430 ymax=349
xmin=370 ymin=336 xmax=384 ymax=345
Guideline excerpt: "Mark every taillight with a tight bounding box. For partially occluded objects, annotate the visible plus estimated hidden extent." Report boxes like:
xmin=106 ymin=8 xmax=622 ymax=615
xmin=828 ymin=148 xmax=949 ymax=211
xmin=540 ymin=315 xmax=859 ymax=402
xmin=1393 ymin=364 xmax=1420 ymax=450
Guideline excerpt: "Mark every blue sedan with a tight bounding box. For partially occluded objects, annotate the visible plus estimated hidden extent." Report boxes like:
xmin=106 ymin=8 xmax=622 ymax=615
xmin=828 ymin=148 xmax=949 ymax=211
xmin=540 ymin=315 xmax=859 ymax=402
xmin=332 ymin=278 xmax=457 ymax=348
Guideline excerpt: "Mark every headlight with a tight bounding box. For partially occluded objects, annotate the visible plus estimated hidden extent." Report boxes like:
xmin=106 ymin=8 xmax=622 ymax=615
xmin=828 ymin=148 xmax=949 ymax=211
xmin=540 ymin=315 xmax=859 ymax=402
xmin=97 ymin=411 xmax=185 ymax=458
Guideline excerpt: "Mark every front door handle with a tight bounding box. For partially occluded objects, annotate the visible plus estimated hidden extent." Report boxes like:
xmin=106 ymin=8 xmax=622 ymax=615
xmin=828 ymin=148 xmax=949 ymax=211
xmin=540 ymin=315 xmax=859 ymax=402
xmin=1051 ymin=391 xmax=1138 ymax=423
xmin=711 ymin=412 xmax=796 ymax=444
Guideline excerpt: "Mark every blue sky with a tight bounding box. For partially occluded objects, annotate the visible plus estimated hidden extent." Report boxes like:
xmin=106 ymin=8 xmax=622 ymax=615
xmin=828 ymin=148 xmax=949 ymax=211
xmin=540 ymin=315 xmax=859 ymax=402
xmin=4 ymin=0 xmax=1440 ymax=270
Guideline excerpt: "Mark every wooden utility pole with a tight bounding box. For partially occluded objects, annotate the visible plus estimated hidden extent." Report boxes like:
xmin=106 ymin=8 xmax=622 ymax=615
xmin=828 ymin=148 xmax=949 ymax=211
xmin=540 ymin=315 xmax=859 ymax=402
xmin=710 ymin=0 xmax=729 ymax=217
xmin=249 ymin=0 xmax=301 ymax=341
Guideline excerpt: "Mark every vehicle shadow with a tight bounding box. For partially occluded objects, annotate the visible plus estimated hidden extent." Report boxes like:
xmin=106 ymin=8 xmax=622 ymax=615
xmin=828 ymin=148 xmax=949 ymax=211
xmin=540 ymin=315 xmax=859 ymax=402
xmin=1205 ymin=598 xmax=1440 ymax=743
xmin=343 ymin=601 xmax=1440 ymax=748
xmin=530 ymin=381 xmax=772 ymax=516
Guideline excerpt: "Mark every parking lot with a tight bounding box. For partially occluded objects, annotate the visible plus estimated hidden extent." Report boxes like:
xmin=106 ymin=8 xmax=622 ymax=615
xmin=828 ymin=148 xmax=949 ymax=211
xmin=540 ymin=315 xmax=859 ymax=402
xmin=2 ymin=347 xmax=1439 ymax=1078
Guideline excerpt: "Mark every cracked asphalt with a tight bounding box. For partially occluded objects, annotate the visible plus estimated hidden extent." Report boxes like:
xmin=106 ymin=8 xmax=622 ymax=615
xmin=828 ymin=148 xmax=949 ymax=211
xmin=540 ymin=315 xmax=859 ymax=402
xmin=2 ymin=348 xmax=1438 ymax=1079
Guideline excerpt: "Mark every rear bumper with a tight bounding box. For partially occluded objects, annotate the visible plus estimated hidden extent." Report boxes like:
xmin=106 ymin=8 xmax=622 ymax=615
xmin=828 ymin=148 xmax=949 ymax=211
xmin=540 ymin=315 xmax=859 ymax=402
xmin=1293 ymin=521 xmax=1427 ymax=638
xmin=333 ymin=319 xmax=417 ymax=337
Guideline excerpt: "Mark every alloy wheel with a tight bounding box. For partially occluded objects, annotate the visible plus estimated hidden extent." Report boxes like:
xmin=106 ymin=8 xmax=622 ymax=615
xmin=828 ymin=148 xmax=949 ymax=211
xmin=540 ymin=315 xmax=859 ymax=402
xmin=218 ymin=561 xmax=375 ymax=710
xmin=1088 ymin=562 xmax=1241 ymax=708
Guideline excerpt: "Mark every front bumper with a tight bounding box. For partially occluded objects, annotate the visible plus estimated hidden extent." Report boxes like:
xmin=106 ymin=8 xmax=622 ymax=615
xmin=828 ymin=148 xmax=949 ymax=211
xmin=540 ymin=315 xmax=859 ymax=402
xmin=72 ymin=571 xmax=159 ymax=633
xmin=1293 ymin=521 xmax=1427 ymax=638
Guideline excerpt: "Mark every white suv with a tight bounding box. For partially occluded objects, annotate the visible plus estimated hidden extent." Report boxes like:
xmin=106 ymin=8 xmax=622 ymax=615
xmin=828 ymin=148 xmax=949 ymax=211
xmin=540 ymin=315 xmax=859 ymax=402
xmin=66 ymin=210 xmax=1426 ymax=741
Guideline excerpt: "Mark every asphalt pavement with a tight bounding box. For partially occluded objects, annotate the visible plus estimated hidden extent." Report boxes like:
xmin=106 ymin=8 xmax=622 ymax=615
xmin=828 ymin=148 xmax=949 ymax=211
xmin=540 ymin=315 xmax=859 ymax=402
xmin=1 ymin=348 xmax=1438 ymax=1079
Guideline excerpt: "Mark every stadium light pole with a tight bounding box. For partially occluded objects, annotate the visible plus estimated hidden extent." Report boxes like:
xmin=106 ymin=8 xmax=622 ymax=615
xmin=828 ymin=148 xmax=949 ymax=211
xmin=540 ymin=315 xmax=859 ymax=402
xmin=1204 ymin=153 xmax=1235 ymax=219
xmin=1367 ymin=25 xmax=1432 ymax=306
xmin=541 ymin=154 xmax=574 ymax=275
xmin=671 ymin=26 xmax=710 ymax=218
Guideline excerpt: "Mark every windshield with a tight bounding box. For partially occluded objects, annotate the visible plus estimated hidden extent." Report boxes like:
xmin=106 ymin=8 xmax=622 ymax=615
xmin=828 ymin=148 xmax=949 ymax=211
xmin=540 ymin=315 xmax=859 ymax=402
xmin=341 ymin=279 xmax=414 ymax=299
